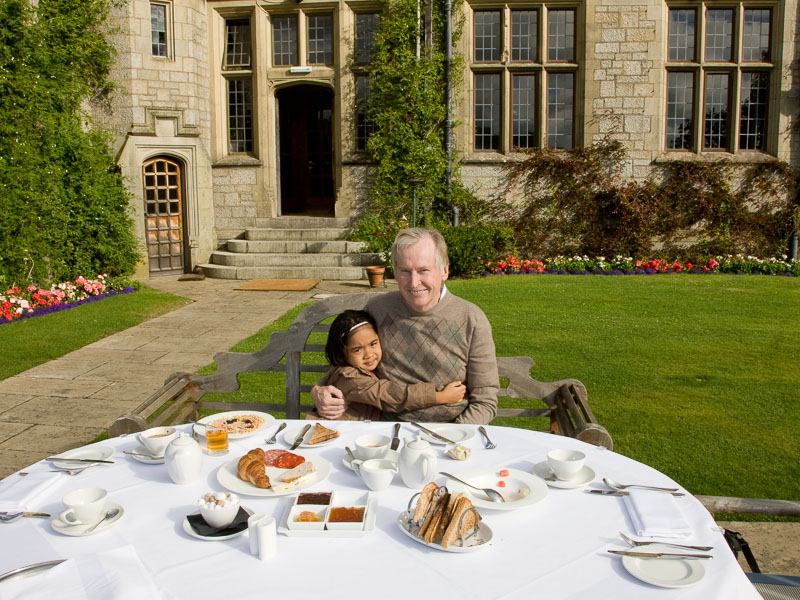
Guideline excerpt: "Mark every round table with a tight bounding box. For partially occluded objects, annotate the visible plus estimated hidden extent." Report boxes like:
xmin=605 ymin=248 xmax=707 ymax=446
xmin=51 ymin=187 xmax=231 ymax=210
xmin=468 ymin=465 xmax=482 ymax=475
xmin=0 ymin=421 xmax=760 ymax=599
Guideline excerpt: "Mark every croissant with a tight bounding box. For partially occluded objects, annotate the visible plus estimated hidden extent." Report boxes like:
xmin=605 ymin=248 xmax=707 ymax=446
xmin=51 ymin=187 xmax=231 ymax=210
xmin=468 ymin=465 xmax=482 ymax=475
xmin=237 ymin=449 xmax=270 ymax=488
xmin=244 ymin=461 xmax=271 ymax=488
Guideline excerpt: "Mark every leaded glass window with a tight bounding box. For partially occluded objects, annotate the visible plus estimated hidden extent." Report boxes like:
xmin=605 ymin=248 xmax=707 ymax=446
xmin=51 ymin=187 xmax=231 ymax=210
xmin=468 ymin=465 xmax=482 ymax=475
xmin=272 ymin=15 xmax=298 ymax=66
xmin=307 ymin=14 xmax=333 ymax=65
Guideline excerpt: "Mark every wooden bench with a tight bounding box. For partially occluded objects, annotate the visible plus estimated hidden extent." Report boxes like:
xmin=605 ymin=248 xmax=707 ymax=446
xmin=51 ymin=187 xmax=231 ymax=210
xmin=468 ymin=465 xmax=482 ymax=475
xmin=109 ymin=292 xmax=613 ymax=449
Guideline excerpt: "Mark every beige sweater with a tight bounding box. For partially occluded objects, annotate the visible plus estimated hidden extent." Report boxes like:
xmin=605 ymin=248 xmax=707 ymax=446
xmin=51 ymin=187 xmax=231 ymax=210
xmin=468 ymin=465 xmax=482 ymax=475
xmin=366 ymin=290 xmax=499 ymax=425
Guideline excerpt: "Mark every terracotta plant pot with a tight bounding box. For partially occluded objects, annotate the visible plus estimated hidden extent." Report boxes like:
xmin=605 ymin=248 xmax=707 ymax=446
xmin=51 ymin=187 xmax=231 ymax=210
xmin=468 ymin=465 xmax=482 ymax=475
xmin=365 ymin=265 xmax=386 ymax=288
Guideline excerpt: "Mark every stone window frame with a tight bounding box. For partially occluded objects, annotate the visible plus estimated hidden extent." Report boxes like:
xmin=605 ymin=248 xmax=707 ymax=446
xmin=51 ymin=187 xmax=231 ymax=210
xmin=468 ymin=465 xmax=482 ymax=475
xmin=220 ymin=12 xmax=257 ymax=157
xmin=665 ymin=2 xmax=776 ymax=155
xmin=469 ymin=2 xmax=582 ymax=154
xmin=268 ymin=8 xmax=337 ymax=69
xmin=150 ymin=1 xmax=173 ymax=59
xmin=351 ymin=11 xmax=380 ymax=154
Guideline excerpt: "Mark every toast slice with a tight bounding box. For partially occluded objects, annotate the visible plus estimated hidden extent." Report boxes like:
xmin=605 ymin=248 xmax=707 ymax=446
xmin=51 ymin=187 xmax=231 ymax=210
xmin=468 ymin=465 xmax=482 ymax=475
xmin=411 ymin=482 xmax=440 ymax=523
xmin=441 ymin=496 xmax=481 ymax=549
xmin=308 ymin=423 xmax=339 ymax=445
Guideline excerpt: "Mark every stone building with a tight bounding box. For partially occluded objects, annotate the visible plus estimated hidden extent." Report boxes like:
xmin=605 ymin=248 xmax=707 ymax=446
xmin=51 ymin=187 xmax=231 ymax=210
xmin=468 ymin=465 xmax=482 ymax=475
xmin=97 ymin=0 xmax=799 ymax=277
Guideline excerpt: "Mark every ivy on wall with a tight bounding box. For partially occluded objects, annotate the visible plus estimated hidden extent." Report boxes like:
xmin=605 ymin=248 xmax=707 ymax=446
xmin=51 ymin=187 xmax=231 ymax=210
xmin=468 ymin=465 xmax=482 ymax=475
xmin=0 ymin=0 xmax=140 ymax=288
xmin=503 ymin=140 xmax=798 ymax=261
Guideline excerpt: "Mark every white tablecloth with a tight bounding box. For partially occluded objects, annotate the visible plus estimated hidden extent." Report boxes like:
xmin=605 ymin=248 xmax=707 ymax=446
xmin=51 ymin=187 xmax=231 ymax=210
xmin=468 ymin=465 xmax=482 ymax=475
xmin=0 ymin=422 xmax=760 ymax=599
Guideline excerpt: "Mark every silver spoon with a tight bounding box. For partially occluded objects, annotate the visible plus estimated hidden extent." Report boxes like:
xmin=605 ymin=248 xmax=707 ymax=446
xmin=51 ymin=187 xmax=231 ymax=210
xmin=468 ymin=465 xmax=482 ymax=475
xmin=86 ymin=509 xmax=120 ymax=533
xmin=265 ymin=423 xmax=287 ymax=444
xmin=603 ymin=477 xmax=679 ymax=492
xmin=345 ymin=446 xmax=357 ymax=462
xmin=619 ymin=531 xmax=713 ymax=552
xmin=439 ymin=472 xmax=505 ymax=503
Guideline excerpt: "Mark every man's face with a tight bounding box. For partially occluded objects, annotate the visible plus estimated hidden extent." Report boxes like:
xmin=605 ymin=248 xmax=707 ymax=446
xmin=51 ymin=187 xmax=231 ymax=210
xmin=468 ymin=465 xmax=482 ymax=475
xmin=394 ymin=237 xmax=449 ymax=313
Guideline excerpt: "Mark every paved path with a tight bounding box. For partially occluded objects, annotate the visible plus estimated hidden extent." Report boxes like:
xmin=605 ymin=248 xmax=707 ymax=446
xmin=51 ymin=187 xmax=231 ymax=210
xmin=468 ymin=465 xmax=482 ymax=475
xmin=0 ymin=275 xmax=796 ymax=577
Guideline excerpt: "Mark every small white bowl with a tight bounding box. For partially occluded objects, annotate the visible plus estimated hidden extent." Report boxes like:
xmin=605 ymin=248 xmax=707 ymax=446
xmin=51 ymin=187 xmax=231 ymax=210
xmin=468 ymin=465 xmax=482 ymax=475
xmin=198 ymin=492 xmax=240 ymax=528
xmin=325 ymin=505 xmax=367 ymax=531
xmin=287 ymin=505 xmax=326 ymax=531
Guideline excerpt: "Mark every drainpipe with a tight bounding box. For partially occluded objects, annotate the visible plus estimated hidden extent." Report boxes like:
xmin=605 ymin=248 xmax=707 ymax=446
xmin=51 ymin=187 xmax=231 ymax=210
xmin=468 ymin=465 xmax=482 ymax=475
xmin=444 ymin=0 xmax=458 ymax=226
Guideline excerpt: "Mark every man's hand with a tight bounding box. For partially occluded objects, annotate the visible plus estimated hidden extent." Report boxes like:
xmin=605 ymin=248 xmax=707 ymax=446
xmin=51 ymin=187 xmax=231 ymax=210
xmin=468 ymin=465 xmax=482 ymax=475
xmin=311 ymin=384 xmax=348 ymax=419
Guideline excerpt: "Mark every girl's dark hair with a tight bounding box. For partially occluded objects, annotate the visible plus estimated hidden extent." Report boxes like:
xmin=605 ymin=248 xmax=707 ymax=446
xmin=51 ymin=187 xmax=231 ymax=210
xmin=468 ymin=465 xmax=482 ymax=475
xmin=325 ymin=310 xmax=377 ymax=367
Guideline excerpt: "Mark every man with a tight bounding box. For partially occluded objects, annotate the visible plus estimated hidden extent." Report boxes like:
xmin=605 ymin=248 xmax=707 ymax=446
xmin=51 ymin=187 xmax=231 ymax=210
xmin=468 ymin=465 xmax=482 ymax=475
xmin=312 ymin=227 xmax=499 ymax=424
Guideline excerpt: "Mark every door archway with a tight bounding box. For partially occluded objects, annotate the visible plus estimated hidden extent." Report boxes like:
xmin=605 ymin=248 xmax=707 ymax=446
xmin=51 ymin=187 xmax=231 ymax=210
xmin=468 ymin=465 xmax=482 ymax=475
xmin=142 ymin=157 xmax=188 ymax=274
xmin=277 ymin=85 xmax=335 ymax=215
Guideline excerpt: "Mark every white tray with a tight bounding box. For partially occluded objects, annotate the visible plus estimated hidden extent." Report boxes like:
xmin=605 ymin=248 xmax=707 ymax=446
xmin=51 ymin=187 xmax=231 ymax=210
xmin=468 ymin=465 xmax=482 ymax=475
xmin=278 ymin=496 xmax=378 ymax=538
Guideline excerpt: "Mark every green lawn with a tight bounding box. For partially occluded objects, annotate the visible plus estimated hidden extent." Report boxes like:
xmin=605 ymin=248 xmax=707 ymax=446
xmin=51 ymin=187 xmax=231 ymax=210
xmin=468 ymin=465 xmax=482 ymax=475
xmin=198 ymin=275 xmax=800 ymax=506
xmin=0 ymin=287 xmax=191 ymax=380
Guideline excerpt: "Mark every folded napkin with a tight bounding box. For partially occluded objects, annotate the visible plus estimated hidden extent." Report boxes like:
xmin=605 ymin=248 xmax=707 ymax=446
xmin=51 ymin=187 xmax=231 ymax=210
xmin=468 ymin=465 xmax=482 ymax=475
xmin=187 ymin=506 xmax=249 ymax=537
xmin=0 ymin=471 xmax=64 ymax=513
xmin=622 ymin=488 xmax=692 ymax=538
xmin=1 ymin=545 xmax=163 ymax=600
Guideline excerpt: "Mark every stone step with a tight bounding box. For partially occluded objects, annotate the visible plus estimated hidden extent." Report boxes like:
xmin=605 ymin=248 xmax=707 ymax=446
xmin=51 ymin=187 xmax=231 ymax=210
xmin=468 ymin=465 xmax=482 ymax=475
xmin=210 ymin=251 xmax=380 ymax=268
xmin=245 ymin=228 xmax=349 ymax=241
xmin=254 ymin=217 xmax=352 ymax=229
xmin=226 ymin=239 xmax=366 ymax=254
xmin=198 ymin=263 xmax=368 ymax=280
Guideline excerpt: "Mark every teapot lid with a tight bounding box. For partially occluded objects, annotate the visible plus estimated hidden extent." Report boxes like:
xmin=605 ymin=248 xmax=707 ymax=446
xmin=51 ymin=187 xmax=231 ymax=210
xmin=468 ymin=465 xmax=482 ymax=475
xmin=406 ymin=432 xmax=430 ymax=449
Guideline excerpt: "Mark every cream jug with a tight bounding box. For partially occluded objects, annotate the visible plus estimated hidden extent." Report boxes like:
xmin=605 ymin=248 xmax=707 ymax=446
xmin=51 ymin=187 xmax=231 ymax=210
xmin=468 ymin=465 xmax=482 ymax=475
xmin=165 ymin=433 xmax=202 ymax=484
xmin=399 ymin=434 xmax=437 ymax=488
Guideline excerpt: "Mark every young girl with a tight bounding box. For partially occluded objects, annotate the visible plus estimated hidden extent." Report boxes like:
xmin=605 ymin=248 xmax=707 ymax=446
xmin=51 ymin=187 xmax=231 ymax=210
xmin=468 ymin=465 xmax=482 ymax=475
xmin=316 ymin=309 xmax=466 ymax=421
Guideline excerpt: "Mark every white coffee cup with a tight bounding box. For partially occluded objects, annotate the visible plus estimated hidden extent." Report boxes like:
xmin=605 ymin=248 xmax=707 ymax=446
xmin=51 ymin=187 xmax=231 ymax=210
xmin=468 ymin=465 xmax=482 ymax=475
xmin=354 ymin=434 xmax=390 ymax=460
xmin=351 ymin=458 xmax=398 ymax=491
xmin=137 ymin=426 xmax=178 ymax=457
xmin=547 ymin=449 xmax=586 ymax=481
xmin=59 ymin=487 xmax=108 ymax=525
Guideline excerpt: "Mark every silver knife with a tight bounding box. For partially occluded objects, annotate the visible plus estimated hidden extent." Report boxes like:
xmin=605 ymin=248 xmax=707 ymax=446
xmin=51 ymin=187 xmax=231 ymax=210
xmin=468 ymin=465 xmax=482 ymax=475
xmin=410 ymin=422 xmax=456 ymax=445
xmin=46 ymin=457 xmax=115 ymax=464
xmin=0 ymin=512 xmax=51 ymax=518
xmin=608 ymin=550 xmax=713 ymax=560
xmin=290 ymin=424 xmax=311 ymax=450
xmin=390 ymin=423 xmax=401 ymax=450
xmin=585 ymin=489 xmax=685 ymax=497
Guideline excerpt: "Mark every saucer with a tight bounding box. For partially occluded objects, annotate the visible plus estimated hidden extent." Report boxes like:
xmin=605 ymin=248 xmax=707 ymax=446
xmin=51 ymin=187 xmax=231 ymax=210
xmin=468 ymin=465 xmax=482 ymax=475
xmin=343 ymin=449 xmax=399 ymax=471
xmin=532 ymin=461 xmax=595 ymax=488
xmin=183 ymin=507 xmax=253 ymax=541
xmin=51 ymin=503 xmax=124 ymax=536
xmin=130 ymin=445 xmax=165 ymax=464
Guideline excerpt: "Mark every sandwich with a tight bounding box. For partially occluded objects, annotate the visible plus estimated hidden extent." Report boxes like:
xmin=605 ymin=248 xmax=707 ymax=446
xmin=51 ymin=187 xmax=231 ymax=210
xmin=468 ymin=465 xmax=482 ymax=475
xmin=307 ymin=423 xmax=339 ymax=445
xmin=410 ymin=483 xmax=481 ymax=549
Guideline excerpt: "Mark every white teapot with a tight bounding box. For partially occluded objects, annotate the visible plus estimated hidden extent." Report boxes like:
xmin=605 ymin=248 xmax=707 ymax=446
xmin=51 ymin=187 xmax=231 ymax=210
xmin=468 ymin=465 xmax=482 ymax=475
xmin=165 ymin=433 xmax=202 ymax=484
xmin=399 ymin=434 xmax=437 ymax=488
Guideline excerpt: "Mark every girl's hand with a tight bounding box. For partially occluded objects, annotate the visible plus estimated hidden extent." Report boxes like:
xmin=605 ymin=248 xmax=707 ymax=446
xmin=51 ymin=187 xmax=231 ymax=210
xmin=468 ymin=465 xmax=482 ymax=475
xmin=435 ymin=381 xmax=466 ymax=404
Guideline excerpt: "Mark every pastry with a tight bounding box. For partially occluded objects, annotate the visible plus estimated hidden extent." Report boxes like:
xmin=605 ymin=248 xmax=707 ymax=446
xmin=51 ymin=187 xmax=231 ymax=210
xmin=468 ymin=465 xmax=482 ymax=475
xmin=237 ymin=449 xmax=271 ymax=488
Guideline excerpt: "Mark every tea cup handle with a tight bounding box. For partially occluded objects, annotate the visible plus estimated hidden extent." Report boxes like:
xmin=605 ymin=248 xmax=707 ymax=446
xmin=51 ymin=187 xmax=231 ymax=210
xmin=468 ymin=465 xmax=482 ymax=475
xmin=58 ymin=509 xmax=80 ymax=524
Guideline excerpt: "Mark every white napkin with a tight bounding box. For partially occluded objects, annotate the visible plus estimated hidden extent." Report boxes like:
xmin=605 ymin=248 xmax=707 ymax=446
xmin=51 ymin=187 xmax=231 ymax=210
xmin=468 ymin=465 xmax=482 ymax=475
xmin=622 ymin=488 xmax=692 ymax=538
xmin=0 ymin=471 xmax=64 ymax=513
xmin=1 ymin=545 xmax=163 ymax=600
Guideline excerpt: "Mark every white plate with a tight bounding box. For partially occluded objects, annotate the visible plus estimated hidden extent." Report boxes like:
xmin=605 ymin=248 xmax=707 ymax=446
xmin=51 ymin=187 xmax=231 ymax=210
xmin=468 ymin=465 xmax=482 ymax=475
xmin=396 ymin=509 xmax=492 ymax=553
xmin=282 ymin=424 xmax=340 ymax=448
xmin=278 ymin=496 xmax=378 ymax=538
xmin=182 ymin=507 xmax=253 ymax=541
xmin=445 ymin=467 xmax=548 ymax=510
xmin=217 ymin=451 xmax=332 ymax=497
xmin=416 ymin=424 xmax=475 ymax=445
xmin=342 ymin=449 xmax=399 ymax=471
xmin=194 ymin=411 xmax=276 ymax=440
xmin=51 ymin=503 xmax=124 ymax=537
xmin=532 ymin=461 xmax=595 ymax=489
xmin=49 ymin=446 xmax=114 ymax=470
xmin=130 ymin=444 xmax=165 ymax=465
xmin=621 ymin=544 xmax=706 ymax=588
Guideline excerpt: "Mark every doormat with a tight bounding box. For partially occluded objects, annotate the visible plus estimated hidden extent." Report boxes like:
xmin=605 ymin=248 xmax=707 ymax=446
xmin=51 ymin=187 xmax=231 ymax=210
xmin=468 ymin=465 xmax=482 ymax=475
xmin=235 ymin=279 xmax=320 ymax=291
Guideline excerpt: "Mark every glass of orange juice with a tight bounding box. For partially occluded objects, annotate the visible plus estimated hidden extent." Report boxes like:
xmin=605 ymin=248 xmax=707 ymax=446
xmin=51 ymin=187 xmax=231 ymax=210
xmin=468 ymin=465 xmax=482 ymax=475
xmin=206 ymin=425 xmax=229 ymax=455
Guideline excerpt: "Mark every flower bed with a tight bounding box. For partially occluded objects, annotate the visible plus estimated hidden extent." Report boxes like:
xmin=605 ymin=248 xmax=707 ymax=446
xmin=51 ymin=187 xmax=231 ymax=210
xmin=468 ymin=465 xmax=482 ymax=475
xmin=479 ymin=254 xmax=799 ymax=277
xmin=1 ymin=275 xmax=136 ymax=324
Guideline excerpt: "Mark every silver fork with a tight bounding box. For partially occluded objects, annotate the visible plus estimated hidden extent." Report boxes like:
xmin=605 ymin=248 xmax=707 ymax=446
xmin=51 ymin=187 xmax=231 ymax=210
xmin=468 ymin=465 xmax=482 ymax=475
xmin=619 ymin=531 xmax=713 ymax=552
xmin=265 ymin=423 xmax=287 ymax=444
xmin=478 ymin=426 xmax=496 ymax=449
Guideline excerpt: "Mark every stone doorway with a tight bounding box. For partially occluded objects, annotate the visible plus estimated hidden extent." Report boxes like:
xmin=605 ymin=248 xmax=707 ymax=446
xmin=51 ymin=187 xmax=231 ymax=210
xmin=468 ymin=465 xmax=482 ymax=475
xmin=143 ymin=157 xmax=188 ymax=274
xmin=277 ymin=85 xmax=335 ymax=216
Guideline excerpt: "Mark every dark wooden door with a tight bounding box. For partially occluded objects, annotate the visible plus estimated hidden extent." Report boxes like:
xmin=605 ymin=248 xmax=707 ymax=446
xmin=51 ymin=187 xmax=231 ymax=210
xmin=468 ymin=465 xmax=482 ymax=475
xmin=143 ymin=157 xmax=187 ymax=274
xmin=278 ymin=86 xmax=334 ymax=215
